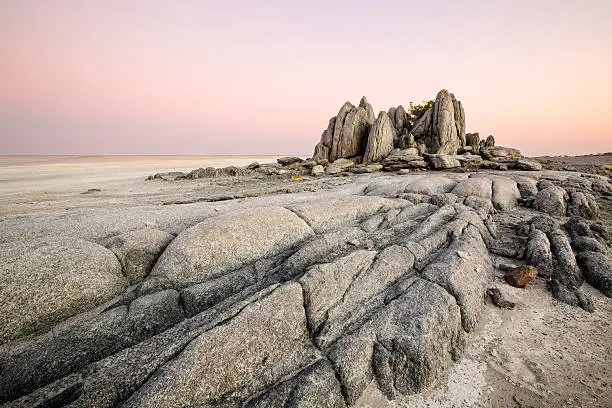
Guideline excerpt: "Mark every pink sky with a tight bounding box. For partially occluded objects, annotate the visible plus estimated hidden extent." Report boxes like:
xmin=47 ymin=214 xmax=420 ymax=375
xmin=1 ymin=0 xmax=611 ymax=156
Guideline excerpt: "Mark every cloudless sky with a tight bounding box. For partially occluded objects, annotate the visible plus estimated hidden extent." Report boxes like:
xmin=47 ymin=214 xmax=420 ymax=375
xmin=1 ymin=0 xmax=611 ymax=156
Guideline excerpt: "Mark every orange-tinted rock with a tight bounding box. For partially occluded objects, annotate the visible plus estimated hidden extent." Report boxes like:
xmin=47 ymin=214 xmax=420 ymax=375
xmin=504 ymin=265 xmax=537 ymax=288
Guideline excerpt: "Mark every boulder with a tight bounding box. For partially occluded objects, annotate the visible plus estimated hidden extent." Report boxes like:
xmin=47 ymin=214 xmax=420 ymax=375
xmin=455 ymin=154 xmax=483 ymax=166
xmin=566 ymin=190 xmax=599 ymax=220
xmin=534 ymin=186 xmax=567 ymax=216
xmin=277 ymin=156 xmax=302 ymax=165
xmin=485 ymin=135 xmax=495 ymax=148
xmin=326 ymin=158 xmax=355 ymax=175
xmin=479 ymin=160 xmax=508 ymax=171
xmin=404 ymin=176 xmax=457 ymax=195
xmin=363 ymin=111 xmax=395 ymax=162
xmin=451 ymin=177 xmax=492 ymax=199
xmin=350 ymin=163 xmax=383 ymax=174
xmin=564 ymin=217 xmax=592 ymax=239
xmin=504 ymin=266 xmax=538 ymax=288
xmin=149 ymin=171 xmax=185 ymax=181
xmin=382 ymin=148 xmax=426 ymax=171
xmin=487 ymin=287 xmax=516 ymax=309
xmin=516 ymin=178 xmax=539 ymax=198
xmin=410 ymin=90 xmax=465 ymax=155
xmin=407 ymin=133 xmax=415 ymax=147
xmin=466 ymin=132 xmax=480 ymax=152
xmin=150 ymin=207 xmax=314 ymax=288
xmin=571 ymin=236 xmax=606 ymax=253
xmin=303 ymin=160 xmax=317 ymax=169
xmin=311 ymin=164 xmax=325 ymax=177
xmin=312 ymin=109 xmax=343 ymax=162
xmin=548 ymin=228 xmax=583 ymax=291
xmin=331 ymin=105 xmax=370 ymax=161
xmin=453 ymin=97 xmax=466 ymax=146
xmin=426 ymin=154 xmax=461 ymax=169
xmin=490 ymin=176 xmax=521 ymax=211
xmin=185 ymin=166 xmax=246 ymax=179
xmin=0 ymin=238 xmax=128 ymax=345
xmin=312 ymin=136 xmax=331 ymax=162
xmin=525 ymin=229 xmax=552 ymax=267
xmin=483 ymin=146 xmax=521 ymax=158
xmin=516 ymin=158 xmax=542 ymax=171
xmin=330 ymin=102 xmax=354 ymax=157
xmin=576 ymin=251 xmax=612 ymax=297
xmin=103 ymin=228 xmax=174 ymax=285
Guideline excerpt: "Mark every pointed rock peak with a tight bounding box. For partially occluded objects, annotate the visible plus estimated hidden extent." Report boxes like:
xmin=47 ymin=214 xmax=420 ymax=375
xmin=341 ymin=101 xmax=355 ymax=110
xmin=436 ymin=89 xmax=450 ymax=99
xmin=359 ymin=96 xmax=370 ymax=108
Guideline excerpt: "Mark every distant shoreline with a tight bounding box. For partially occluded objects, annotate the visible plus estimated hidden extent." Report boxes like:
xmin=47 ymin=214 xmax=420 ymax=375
xmin=0 ymin=154 xmax=301 ymax=160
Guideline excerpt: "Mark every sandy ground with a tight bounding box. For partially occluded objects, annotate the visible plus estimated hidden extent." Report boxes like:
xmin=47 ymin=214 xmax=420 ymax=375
xmin=0 ymin=155 xmax=286 ymax=217
xmin=1 ymin=155 xmax=610 ymax=407
xmin=358 ymin=279 xmax=612 ymax=408
xmin=0 ymin=155 xmax=278 ymax=195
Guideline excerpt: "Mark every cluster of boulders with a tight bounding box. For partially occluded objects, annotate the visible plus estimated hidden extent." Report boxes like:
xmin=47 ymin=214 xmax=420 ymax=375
xmin=304 ymin=89 xmax=542 ymax=176
xmin=147 ymin=90 xmax=545 ymax=183
xmin=147 ymin=166 xmax=248 ymax=181
xmin=267 ymin=139 xmax=541 ymax=179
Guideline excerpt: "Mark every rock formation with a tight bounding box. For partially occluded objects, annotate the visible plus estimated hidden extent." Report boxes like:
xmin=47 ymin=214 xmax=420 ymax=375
xmin=410 ymin=89 xmax=466 ymax=154
xmin=363 ymin=111 xmax=395 ymax=162
xmin=313 ymin=89 xmax=467 ymax=164
xmin=307 ymin=89 xmax=563 ymax=177
xmin=466 ymin=132 xmax=480 ymax=152
xmin=1 ymin=169 xmax=610 ymax=407
xmin=314 ymin=97 xmax=375 ymax=163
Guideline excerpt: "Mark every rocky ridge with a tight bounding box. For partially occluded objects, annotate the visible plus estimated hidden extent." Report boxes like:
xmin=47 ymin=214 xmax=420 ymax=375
xmin=1 ymin=167 xmax=611 ymax=407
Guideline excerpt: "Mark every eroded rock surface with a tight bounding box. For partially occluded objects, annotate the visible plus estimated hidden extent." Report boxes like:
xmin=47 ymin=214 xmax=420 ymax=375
xmin=0 ymin=238 xmax=127 ymax=345
xmin=411 ymin=89 xmax=466 ymax=154
xmin=363 ymin=111 xmax=395 ymax=163
xmin=0 ymin=170 xmax=610 ymax=408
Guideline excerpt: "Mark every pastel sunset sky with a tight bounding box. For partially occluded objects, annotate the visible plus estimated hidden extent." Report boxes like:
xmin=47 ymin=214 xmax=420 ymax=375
xmin=1 ymin=0 xmax=611 ymax=156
